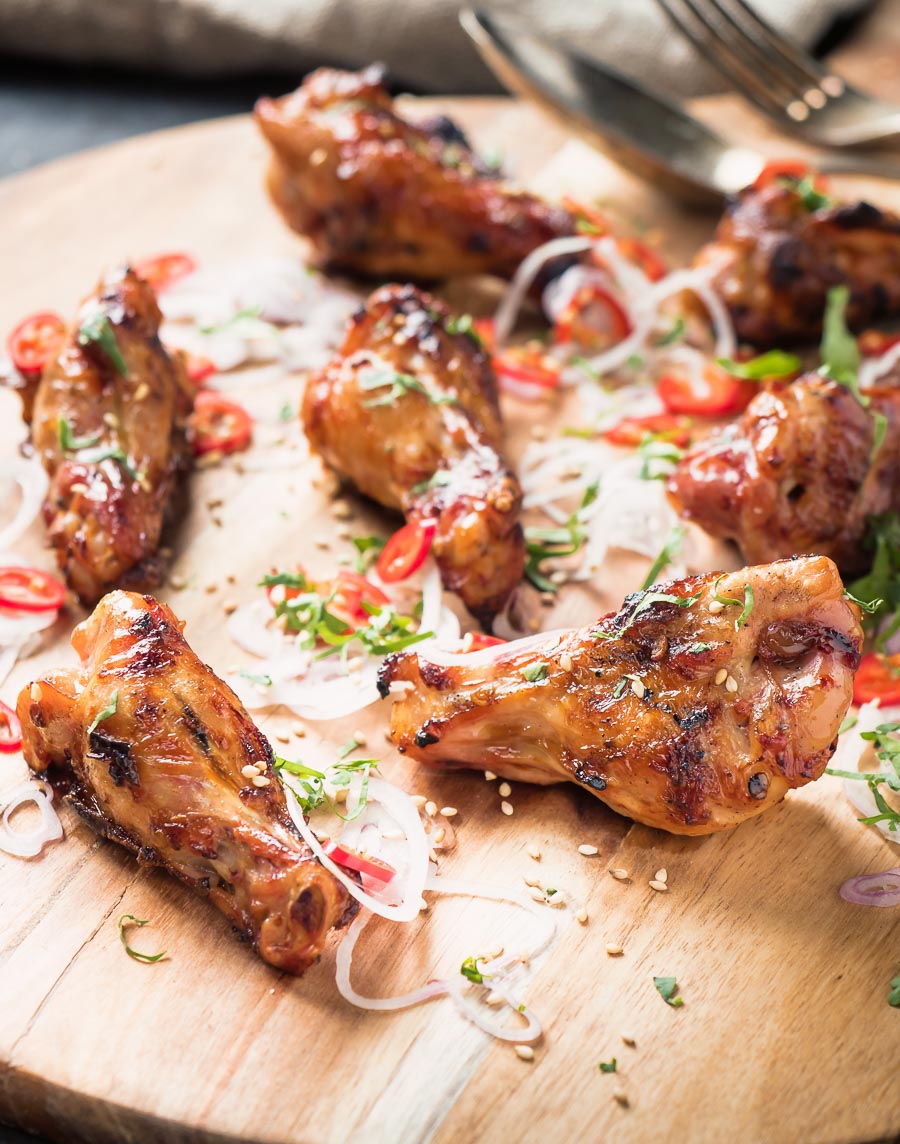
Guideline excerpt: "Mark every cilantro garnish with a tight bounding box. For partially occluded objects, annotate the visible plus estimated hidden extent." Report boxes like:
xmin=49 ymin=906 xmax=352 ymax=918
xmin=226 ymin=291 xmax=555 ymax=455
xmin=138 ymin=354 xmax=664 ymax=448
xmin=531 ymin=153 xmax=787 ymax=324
xmin=523 ymin=481 xmax=598 ymax=592
xmin=795 ymin=175 xmax=832 ymax=212
xmin=87 ymin=691 xmax=118 ymax=735
xmin=598 ymin=1059 xmax=618 ymax=1073
xmin=276 ymin=754 xmax=379 ymax=821
xmin=352 ymin=535 xmax=386 ymax=573
xmin=338 ymin=735 xmax=364 ymax=759
xmin=118 ymin=915 xmax=167 ymax=964
xmin=57 ymin=418 xmax=100 ymax=452
xmin=460 ymin=956 xmax=485 ymax=985
xmin=653 ymin=976 xmax=684 ymax=1007
xmin=715 ymin=349 xmax=801 ymax=380
xmin=522 ymin=663 xmax=549 ymax=683
xmin=638 ymin=434 xmax=683 ymax=481
xmin=827 ymin=720 xmax=900 ymax=834
xmin=239 ymin=667 xmax=273 ymax=688
xmin=278 ymin=402 xmax=295 ymax=422
xmin=446 ymin=313 xmax=483 ymax=347
xmin=655 ymin=317 xmax=686 ymax=347
xmin=78 ymin=312 xmax=127 ymax=375
xmin=641 ymin=524 xmax=686 ymax=590
xmin=889 ymin=972 xmax=900 ymax=1008
xmin=713 ymin=576 xmax=754 ymax=629
xmin=359 ymin=365 xmax=457 ymax=408
xmin=818 ymin=287 xmax=886 ymax=464
xmin=57 ymin=417 xmax=142 ymax=482
xmin=630 ymin=590 xmax=700 ymax=624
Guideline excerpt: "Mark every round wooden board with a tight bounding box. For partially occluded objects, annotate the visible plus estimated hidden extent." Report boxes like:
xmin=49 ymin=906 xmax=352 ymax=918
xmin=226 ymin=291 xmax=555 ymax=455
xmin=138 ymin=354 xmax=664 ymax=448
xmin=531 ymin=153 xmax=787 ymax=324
xmin=0 ymin=100 xmax=897 ymax=1144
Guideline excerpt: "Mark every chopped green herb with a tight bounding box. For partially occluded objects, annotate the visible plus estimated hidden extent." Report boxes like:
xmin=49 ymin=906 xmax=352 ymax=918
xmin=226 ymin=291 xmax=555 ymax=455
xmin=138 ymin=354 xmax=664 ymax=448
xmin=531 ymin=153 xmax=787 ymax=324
xmin=626 ymin=353 xmax=646 ymax=371
xmin=57 ymin=418 xmax=100 ymax=452
xmin=844 ymin=589 xmax=883 ymax=615
xmin=598 ymin=1059 xmax=618 ymax=1074
xmin=523 ymin=481 xmax=598 ymax=592
xmin=545 ymin=888 xmax=557 ymax=896
xmin=820 ymin=286 xmax=861 ymax=391
xmin=638 ymin=434 xmax=683 ymax=481
xmin=57 ymin=418 xmax=142 ymax=481
xmin=641 ymin=524 xmax=686 ymax=590
xmin=446 ymin=313 xmax=483 ymax=347
xmin=410 ymin=470 xmax=454 ymax=497
xmin=87 ymin=691 xmax=118 ymax=735
xmin=359 ymin=365 xmax=457 ymax=409
xmin=338 ymin=735 xmax=364 ymax=759
xmin=522 ymin=662 xmax=549 ymax=683
xmin=848 ymin=513 xmax=900 ymax=648
xmin=460 ymin=956 xmax=485 ymax=985
xmin=795 ymin=174 xmax=832 ymax=212
xmin=614 ymin=673 xmax=644 ymax=700
xmin=837 ymin=714 xmax=858 ymax=736
xmin=827 ymin=720 xmax=900 ymax=834
xmin=630 ymin=590 xmax=700 ymax=624
xmin=687 ymin=642 xmax=712 ymax=654
xmin=716 ymin=349 xmax=801 ymax=380
xmin=352 ymin=534 xmax=386 ymax=573
xmin=653 ymin=975 xmax=683 ymax=1007
xmin=199 ymin=305 xmax=271 ymax=336
xmin=239 ymin=667 xmax=273 ymax=688
xmin=655 ymin=317 xmax=686 ymax=347
xmin=889 ymin=973 xmax=900 ymax=1008
xmin=118 ymin=914 xmax=166 ymax=964
xmin=275 ymin=754 xmax=379 ymax=821
xmin=278 ymin=402 xmax=295 ymax=422
xmin=713 ymin=576 xmax=754 ymax=629
xmin=78 ymin=312 xmax=127 ymax=375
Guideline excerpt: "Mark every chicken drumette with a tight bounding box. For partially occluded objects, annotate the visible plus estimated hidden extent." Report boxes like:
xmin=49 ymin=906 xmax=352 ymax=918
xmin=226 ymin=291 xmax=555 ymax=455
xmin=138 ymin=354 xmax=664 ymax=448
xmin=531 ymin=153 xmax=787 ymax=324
xmin=302 ymin=283 xmax=525 ymax=625
xmin=30 ymin=267 xmax=195 ymax=605
xmin=694 ymin=178 xmax=900 ymax=346
xmin=254 ymin=66 xmax=573 ymax=280
xmin=667 ymin=373 xmax=900 ymax=575
xmin=18 ymin=591 xmax=354 ymax=974
xmin=380 ymin=556 xmax=861 ymax=835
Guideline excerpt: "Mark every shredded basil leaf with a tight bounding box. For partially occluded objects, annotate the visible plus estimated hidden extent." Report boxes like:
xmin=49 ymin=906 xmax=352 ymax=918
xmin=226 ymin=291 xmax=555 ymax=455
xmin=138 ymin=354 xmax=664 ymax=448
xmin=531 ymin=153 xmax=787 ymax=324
xmin=522 ymin=662 xmax=549 ymax=683
xmin=239 ymin=668 xmax=273 ymax=687
xmin=826 ymin=720 xmax=900 ymax=833
xmin=716 ymin=349 xmax=801 ymax=380
xmin=338 ymin=735 xmax=364 ymax=759
xmin=638 ymin=434 xmax=683 ymax=481
xmin=352 ymin=535 xmax=386 ymax=572
xmin=655 ymin=317 xmax=686 ymax=347
xmin=359 ymin=365 xmax=457 ymax=408
xmin=598 ymin=1059 xmax=618 ymax=1073
xmin=889 ymin=973 xmax=900 ymax=1007
xmin=795 ymin=175 xmax=832 ymax=212
xmin=630 ymin=590 xmax=700 ymax=623
xmin=446 ymin=313 xmax=483 ymax=347
xmin=57 ymin=418 xmax=100 ymax=452
xmin=78 ymin=312 xmax=128 ymax=375
xmin=641 ymin=524 xmax=686 ymax=590
xmin=460 ymin=956 xmax=485 ymax=984
xmin=653 ymin=975 xmax=684 ymax=1007
xmin=713 ymin=576 xmax=754 ymax=629
xmin=87 ymin=691 xmax=118 ymax=735
xmin=118 ymin=914 xmax=167 ymax=964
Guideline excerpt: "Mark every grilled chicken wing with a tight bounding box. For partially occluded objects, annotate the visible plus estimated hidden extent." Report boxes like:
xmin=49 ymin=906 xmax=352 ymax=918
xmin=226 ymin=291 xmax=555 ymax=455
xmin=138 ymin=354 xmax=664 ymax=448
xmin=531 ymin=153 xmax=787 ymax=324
xmin=255 ymin=66 xmax=573 ymax=280
xmin=303 ymin=283 xmax=525 ymax=625
xmin=30 ymin=267 xmax=194 ymax=605
xmin=667 ymin=373 xmax=900 ymax=574
xmin=379 ymin=557 xmax=860 ymax=835
xmin=694 ymin=180 xmax=900 ymax=346
xmin=17 ymin=591 xmax=353 ymax=974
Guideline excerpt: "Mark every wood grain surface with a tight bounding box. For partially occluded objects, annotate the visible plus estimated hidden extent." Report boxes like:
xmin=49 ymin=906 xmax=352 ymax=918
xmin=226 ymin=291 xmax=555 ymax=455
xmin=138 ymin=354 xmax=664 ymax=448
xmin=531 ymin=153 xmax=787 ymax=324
xmin=0 ymin=48 xmax=899 ymax=1144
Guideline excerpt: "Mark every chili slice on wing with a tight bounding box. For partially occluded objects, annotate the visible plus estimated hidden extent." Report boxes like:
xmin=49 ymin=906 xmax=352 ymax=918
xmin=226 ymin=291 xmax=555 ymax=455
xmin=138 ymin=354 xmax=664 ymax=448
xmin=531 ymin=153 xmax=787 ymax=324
xmin=0 ymin=566 xmax=66 ymax=613
xmin=0 ymin=699 xmax=22 ymax=753
xmin=7 ymin=312 xmax=66 ymax=378
xmin=191 ymin=391 xmax=253 ymax=456
xmin=376 ymin=520 xmax=437 ymax=583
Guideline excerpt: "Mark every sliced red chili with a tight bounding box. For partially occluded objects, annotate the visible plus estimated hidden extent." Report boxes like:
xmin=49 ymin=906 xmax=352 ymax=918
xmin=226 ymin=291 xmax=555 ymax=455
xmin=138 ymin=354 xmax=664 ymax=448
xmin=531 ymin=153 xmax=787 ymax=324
xmin=329 ymin=570 xmax=390 ymax=624
xmin=657 ymin=363 xmax=756 ymax=417
xmin=0 ymin=566 xmax=66 ymax=613
xmin=853 ymin=653 xmax=900 ymax=706
xmin=377 ymin=520 xmax=437 ymax=583
xmin=0 ymin=699 xmax=22 ymax=753
xmin=614 ymin=237 xmax=667 ymax=282
xmin=859 ymin=330 xmax=900 ymax=358
xmin=554 ymin=284 xmax=631 ymax=349
xmin=462 ymin=633 xmax=507 ymax=652
xmin=191 ymin=391 xmax=252 ymax=456
xmin=181 ymin=350 xmax=217 ymax=385
xmin=133 ymin=252 xmax=197 ymax=293
xmin=7 ymin=312 xmax=66 ymax=377
xmin=493 ymin=345 xmax=561 ymax=398
xmin=323 ymin=840 xmax=396 ymax=883
xmin=561 ymin=196 xmax=610 ymax=236
xmin=604 ymin=413 xmax=692 ymax=449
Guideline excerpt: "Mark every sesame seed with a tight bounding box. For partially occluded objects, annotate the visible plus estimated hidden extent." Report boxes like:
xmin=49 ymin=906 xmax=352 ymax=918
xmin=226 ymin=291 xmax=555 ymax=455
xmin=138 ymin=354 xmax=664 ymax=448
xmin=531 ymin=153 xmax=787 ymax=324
xmin=609 ymin=868 xmax=629 ymax=881
xmin=559 ymin=653 xmax=574 ymax=673
xmin=331 ymin=499 xmax=352 ymax=520
xmin=134 ymin=382 xmax=150 ymax=401
xmin=252 ymin=775 xmax=271 ymax=788
xmin=241 ymin=764 xmax=259 ymax=779
xmin=222 ymin=600 xmax=238 ymax=615
xmin=540 ymin=593 xmax=555 ymax=607
xmin=528 ymin=618 xmax=540 ymax=631
xmin=425 ymin=800 xmax=438 ymax=817
xmin=530 ymin=888 xmax=546 ymax=902
xmin=549 ymin=570 xmax=568 ymax=585
xmin=501 ymin=800 xmax=514 ymax=816
xmin=169 ymin=576 xmax=188 ymax=590
xmin=433 ymin=827 xmax=446 ymax=845
xmin=439 ymin=806 xmax=458 ymax=818
xmin=411 ymin=795 xmax=427 ymax=809
xmin=352 ymin=731 xmax=367 ymax=745
xmin=725 ymin=674 xmax=738 ymax=693
xmin=605 ymin=943 xmax=623 ymax=956
xmin=293 ymin=724 xmax=306 ymax=737
xmin=315 ymin=539 xmax=331 ymax=550
xmin=527 ymin=844 xmax=541 ymax=861
xmin=461 ymin=632 xmax=474 ymax=652
xmin=622 ymin=1032 xmax=636 ymax=1046
xmin=205 ymin=583 xmax=218 ymax=594
xmin=715 ymin=668 xmax=728 ymax=685
xmin=578 ymin=844 xmax=599 ymax=856
xmin=484 ymin=770 xmax=497 ymax=781
xmin=514 ymin=1045 xmax=534 ymax=1061
xmin=576 ymin=907 xmax=588 ymax=924
xmin=649 ymin=879 xmax=668 ymax=892
xmin=103 ymin=412 xmax=119 ymax=428
xmin=485 ymin=991 xmax=504 ymax=1007
xmin=613 ymin=1089 xmax=629 ymax=1107
xmin=275 ymin=734 xmax=290 ymax=744
xmin=709 ymin=599 xmax=725 ymax=614
xmin=655 ymin=868 xmax=668 ymax=883
xmin=30 ymin=683 xmax=43 ymax=703
xmin=524 ymin=876 xmax=542 ymax=888
xmin=381 ymin=828 xmax=405 ymax=841
xmin=498 ymin=781 xmax=512 ymax=798
xmin=195 ymin=451 xmax=223 ymax=469
xmin=630 ymin=678 xmax=645 ymax=699
xmin=69 ymin=482 xmax=89 ymax=495
xmin=530 ymin=425 xmax=547 ymax=440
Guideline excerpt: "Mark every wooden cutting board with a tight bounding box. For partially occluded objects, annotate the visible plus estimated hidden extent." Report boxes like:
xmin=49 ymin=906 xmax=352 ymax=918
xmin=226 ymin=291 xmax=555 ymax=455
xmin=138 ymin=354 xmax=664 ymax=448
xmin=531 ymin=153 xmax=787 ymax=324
xmin=1 ymin=76 xmax=899 ymax=1144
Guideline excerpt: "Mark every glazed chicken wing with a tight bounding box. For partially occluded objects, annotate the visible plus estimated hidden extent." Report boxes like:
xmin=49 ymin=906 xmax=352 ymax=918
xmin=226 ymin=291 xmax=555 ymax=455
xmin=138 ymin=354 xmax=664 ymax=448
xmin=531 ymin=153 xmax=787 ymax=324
xmin=303 ymin=283 xmax=525 ymax=625
xmin=694 ymin=179 xmax=900 ymax=346
xmin=17 ymin=591 xmax=353 ymax=974
xmin=255 ymin=66 xmax=573 ymax=280
xmin=30 ymin=267 xmax=194 ymax=605
xmin=667 ymin=373 xmax=900 ymax=575
xmin=379 ymin=557 xmax=861 ymax=835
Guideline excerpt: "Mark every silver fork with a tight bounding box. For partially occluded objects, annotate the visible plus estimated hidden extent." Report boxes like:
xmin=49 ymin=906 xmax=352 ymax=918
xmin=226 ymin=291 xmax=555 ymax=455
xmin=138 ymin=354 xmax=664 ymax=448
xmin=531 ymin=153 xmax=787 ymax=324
xmin=655 ymin=0 xmax=900 ymax=147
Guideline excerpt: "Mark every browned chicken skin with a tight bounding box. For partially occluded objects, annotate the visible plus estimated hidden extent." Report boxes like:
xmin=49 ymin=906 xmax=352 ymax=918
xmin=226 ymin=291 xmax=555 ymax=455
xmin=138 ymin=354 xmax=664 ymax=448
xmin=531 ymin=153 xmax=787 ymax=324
xmin=695 ymin=180 xmax=900 ymax=346
xmin=17 ymin=591 xmax=353 ymax=974
xmin=254 ymin=66 xmax=573 ymax=280
xmin=30 ymin=268 xmax=194 ymax=606
xmin=303 ymin=283 xmax=525 ymax=625
xmin=380 ymin=557 xmax=861 ymax=835
xmin=667 ymin=373 xmax=900 ymax=575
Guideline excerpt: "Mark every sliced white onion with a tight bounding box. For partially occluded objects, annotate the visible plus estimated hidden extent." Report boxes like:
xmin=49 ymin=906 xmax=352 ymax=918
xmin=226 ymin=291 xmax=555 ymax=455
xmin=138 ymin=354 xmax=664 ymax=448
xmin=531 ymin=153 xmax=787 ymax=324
xmin=541 ymin=264 xmax=613 ymax=326
xmin=0 ymin=779 xmax=64 ymax=858
xmin=0 ymin=460 xmax=49 ymax=553
xmin=226 ymin=600 xmax=297 ymax=659
xmin=831 ymin=700 xmax=900 ymax=845
xmin=494 ymin=236 xmax=596 ymax=347
xmin=418 ymin=559 xmax=461 ymax=647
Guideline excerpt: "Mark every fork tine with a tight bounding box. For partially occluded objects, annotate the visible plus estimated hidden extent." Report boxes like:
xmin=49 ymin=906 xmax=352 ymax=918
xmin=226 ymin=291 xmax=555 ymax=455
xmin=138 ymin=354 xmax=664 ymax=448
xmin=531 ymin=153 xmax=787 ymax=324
xmin=655 ymin=0 xmax=794 ymax=119
xmin=717 ymin=0 xmax=829 ymax=90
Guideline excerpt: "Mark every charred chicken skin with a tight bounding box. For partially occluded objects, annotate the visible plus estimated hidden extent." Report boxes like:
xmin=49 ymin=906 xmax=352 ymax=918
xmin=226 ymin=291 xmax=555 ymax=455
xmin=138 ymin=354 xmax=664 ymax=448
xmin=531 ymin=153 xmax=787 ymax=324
xmin=17 ymin=591 xmax=353 ymax=974
xmin=694 ymin=179 xmax=900 ymax=346
xmin=30 ymin=267 xmax=194 ymax=606
xmin=254 ymin=66 xmax=573 ymax=280
xmin=667 ymin=373 xmax=900 ymax=575
xmin=303 ymin=283 xmax=525 ymax=625
xmin=379 ymin=557 xmax=861 ymax=835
